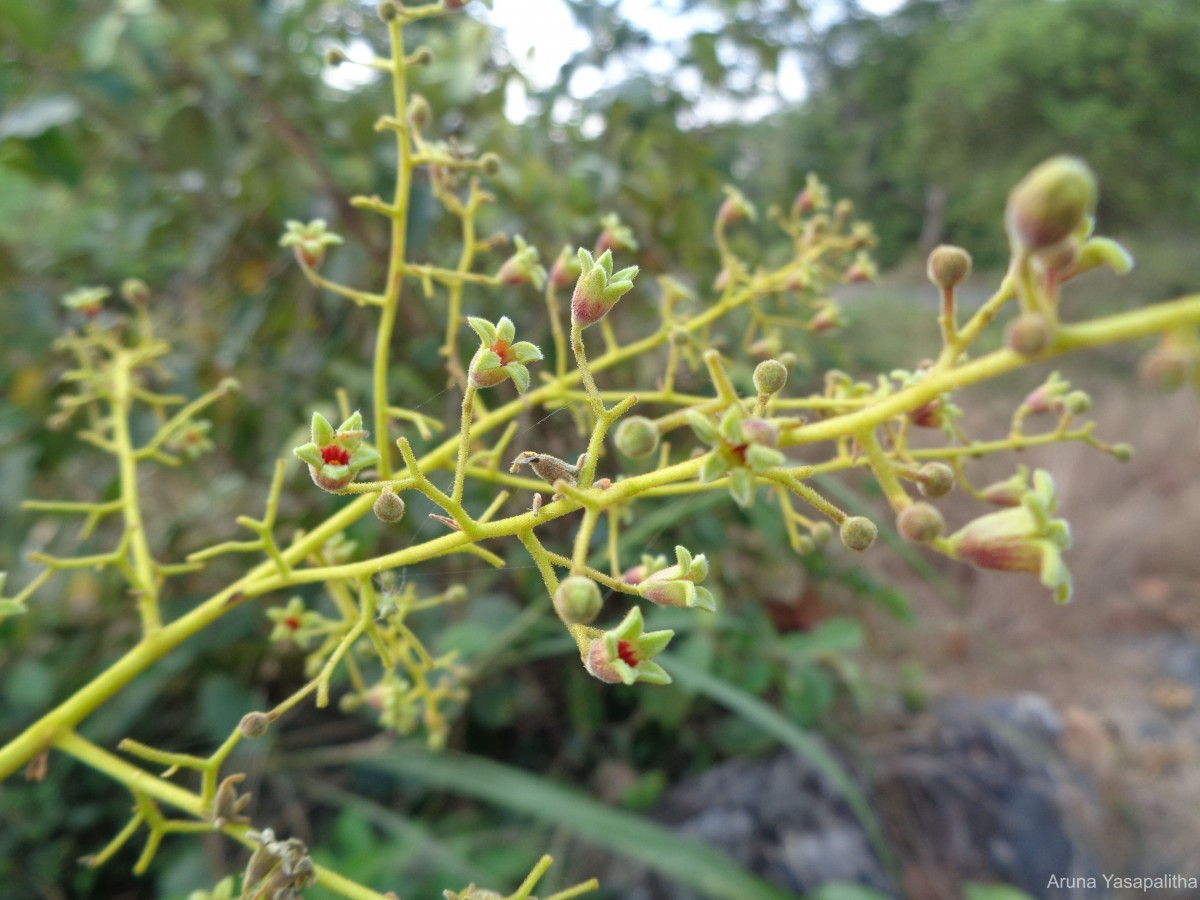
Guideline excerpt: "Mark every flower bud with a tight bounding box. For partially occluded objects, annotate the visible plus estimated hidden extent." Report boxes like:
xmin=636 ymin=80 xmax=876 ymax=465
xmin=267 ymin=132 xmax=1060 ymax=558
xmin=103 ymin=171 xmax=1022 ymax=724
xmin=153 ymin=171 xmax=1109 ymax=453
xmin=410 ymin=46 xmax=433 ymax=67
xmin=553 ymin=576 xmax=603 ymax=625
xmin=120 ymin=278 xmax=151 ymax=305
xmin=897 ymin=502 xmax=945 ymax=543
xmin=1111 ymin=442 xmax=1134 ymax=462
xmin=753 ymin=359 xmax=788 ymax=395
xmin=840 ymin=516 xmax=877 ymax=552
xmin=1063 ymin=390 xmax=1091 ymax=415
xmin=614 ymin=416 xmax=660 ymax=459
xmin=810 ymin=521 xmax=834 ymax=544
xmin=1005 ymin=312 xmax=1053 ymax=357
xmin=717 ymin=186 xmax=755 ymax=226
xmin=1006 ymin=156 xmax=1096 ymax=251
xmin=479 ymin=152 xmax=501 ymax=176
xmin=926 ymin=245 xmax=972 ymax=290
xmin=373 ymin=491 xmax=406 ymax=524
xmin=917 ymin=462 xmax=955 ymax=498
xmin=981 ymin=468 xmax=1029 ymax=507
xmin=324 ymin=47 xmax=348 ymax=67
xmin=571 ymin=248 xmax=638 ymax=328
xmin=1139 ymin=346 xmax=1192 ymax=392
xmin=377 ymin=2 xmax=399 ymax=22
xmin=408 ymin=95 xmax=431 ymax=128
xmin=549 ymin=244 xmax=582 ymax=288
xmin=740 ymin=417 xmax=779 ymax=448
xmin=239 ymin=712 xmax=270 ymax=739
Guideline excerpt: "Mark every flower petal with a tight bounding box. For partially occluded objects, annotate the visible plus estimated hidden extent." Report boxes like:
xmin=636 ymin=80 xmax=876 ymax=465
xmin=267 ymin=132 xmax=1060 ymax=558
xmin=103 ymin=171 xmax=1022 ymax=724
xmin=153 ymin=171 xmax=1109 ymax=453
xmin=467 ymin=316 xmax=497 ymax=345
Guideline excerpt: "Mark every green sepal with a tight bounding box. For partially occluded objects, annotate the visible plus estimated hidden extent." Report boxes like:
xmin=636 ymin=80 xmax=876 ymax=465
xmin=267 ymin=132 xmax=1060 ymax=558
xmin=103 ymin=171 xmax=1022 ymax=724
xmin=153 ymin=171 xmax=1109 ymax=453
xmin=699 ymin=450 xmax=730 ymax=483
xmin=728 ymin=467 xmax=755 ymax=507
xmin=467 ymin=316 xmax=497 ymax=345
xmin=311 ymin=412 xmax=336 ymax=446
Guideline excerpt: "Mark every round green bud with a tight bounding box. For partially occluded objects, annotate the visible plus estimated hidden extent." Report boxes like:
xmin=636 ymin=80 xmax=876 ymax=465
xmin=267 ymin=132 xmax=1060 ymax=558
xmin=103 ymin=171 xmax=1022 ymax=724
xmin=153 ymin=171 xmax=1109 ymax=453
xmin=810 ymin=521 xmax=834 ymax=544
xmin=753 ymin=359 xmax=788 ymax=395
xmin=553 ymin=576 xmax=603 ymax=625
xmin=926 ymin=245 xmax=972 ymax=290
xmin=669 ymin=326 xmax=690 ymax=346
xmin=792 ymin=536 xmax=816 ymax=555
xmin=238 ymin=712 xmax=270 ymax=739
xmin=1006 ymin=156 xmax=1096 ymax=251
xmin=896 ymin=502 xmax=945 ymax=543
xmin=778 ymin=351 xmax=799 ymax=369
xmin=377 ymin=2 xmax=399 ymax=22
xmin=615 ymin=416 xmax=660 ymax=459
xmin=408 ymin=95 xmax=431 ymax=128
xmin=324 ymin=47 xmax=348 ymax=67
xmin=840 ymin=516 xmax=878 ymax=552
xmin=1005 ymin=312 xmax=1054 ymax=357
xmin=1063 ymin=390 xmax=1091 ymax=415
xmin=917 ymin=462 xmax=955 ymax=499
xmin=1111 ymin=442 xmax=1134 ymax=463
xmin=479 ymin=152 xmax=501 ymax=176
xmin=445 ymin=584 xmax=469 ymax=604
xmin=410 ymin=46 xmax=433 ymax=67
xmin=373 ymin=491 xmax=406 ymax=524
xmin=120 ymin=277 xmax=151 ymax=305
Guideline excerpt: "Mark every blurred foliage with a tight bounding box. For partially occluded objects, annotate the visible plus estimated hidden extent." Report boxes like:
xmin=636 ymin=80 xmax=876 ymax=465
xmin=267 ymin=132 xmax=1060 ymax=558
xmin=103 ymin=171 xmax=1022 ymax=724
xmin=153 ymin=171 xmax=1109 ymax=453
xmin=2 ymin=0 xmax=1197 ymax=897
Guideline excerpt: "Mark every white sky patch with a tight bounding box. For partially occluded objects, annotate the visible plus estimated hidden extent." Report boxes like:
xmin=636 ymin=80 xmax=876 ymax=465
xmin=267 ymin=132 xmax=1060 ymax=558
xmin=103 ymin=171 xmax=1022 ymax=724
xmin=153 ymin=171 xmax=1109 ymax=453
xmin=485 ymin=0 xmax=905 ymax=124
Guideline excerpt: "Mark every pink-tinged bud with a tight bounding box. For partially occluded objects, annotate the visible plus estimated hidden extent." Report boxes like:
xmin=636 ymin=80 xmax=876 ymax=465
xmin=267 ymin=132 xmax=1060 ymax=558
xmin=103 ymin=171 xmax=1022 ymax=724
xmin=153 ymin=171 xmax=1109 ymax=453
xmin=1139 ymin=345 xmax=1193 ymax=393
xmin=917 ymin=462 xmax=955 ymax=499
xmin=843 ymin=252 xmax=877 ymax=284
xmin=717 ymin=186 xmax=755 ymax=227
xmin=926 ymin=245 xmax=972 ymax=290
xmin=739 ymin=417 xmax=779 ymax=448
xmin=1005 ymin=312 xmax=1054 ymax=357
xmin=897 ymin=502 xmax=945 ymax=543
xmin=909 ymin=398 xmax=946 ymax=429
xmin=570 ymin=248 xmax=638 ymax=328
xmin=1034 ymin=239 xmax=1078 ymax=278
xmin=553 ymin=576 xmax=603 ymax=625
xmin=636 ymin=546 xmax=716 ymax=612
xmin=495 ymin=236 xmax=545 ymax=289
xmin=792 ymin=173 xmax=828 ymax=216
xmin=595 ymin=213 xmax=638 ymax=254
xmin=810 ymin=301 xmax=845 ymax=333
xmin=980 ymin=469 xmax=1029 ymax=507
xmin=945 ymin=469 xmax=1073 ymax=603
xmin=549 ymin=244 xmax=582 ymax=289
xmin=713 ymin=267 xmax=731 ymax=292
xmin=614 ymin=415 xmax=660 ymax=459
xmin=1006 ymin=156 xmax=1097 ymax=251
xmin=840 ymin=516 xmax=877 ymax=552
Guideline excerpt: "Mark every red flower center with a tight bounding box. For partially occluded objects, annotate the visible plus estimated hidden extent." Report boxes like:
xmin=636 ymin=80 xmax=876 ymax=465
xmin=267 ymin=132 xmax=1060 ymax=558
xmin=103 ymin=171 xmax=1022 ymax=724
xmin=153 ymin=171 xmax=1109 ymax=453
xmin=284 ymin=615 xmax=301 ymax=630
xmin=490 ymin=339 xmax=517 ymax=366
xmin=729 ymin=442 xmax=749 ymax=465
xmin=321 ymin=445 xmax=351 ymax=466
xmin=616 ymin=640 xmax=640 ymax=668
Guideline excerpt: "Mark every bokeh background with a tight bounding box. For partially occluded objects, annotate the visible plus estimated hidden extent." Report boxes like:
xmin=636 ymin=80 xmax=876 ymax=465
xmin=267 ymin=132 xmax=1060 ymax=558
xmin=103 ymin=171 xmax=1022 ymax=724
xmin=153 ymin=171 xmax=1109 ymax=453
xmin=2 ymin=1 xmax=1200 ymax=897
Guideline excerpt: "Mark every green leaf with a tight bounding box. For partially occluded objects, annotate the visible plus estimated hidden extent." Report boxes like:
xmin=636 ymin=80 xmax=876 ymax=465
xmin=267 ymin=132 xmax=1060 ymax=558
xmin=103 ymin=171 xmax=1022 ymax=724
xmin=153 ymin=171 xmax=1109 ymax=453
xmin=338 ymin=745 xmax=796 ymax=900
xmin=964 ymin=884 xmax=1037 ymax=900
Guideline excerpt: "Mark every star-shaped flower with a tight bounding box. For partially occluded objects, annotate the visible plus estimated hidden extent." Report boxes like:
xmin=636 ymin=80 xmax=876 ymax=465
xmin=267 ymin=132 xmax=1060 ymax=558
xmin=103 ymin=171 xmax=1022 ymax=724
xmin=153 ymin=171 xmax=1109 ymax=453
xmin=279 ymin=219 xmax=344 ymax=268
xmin=62 ymin=286 xmax=111 ymax=317
xmin=467 ymin=316 xmax=543 ymax=393
xmin=688 ymin=405 xmax=785 ymax=507
xmin=266 ymin=596 xmax=322 ymax=648
xmin=585 ymin=606 xmax=674 ymax=686
xmin=293 ymin=410 xmax=381 ymax=492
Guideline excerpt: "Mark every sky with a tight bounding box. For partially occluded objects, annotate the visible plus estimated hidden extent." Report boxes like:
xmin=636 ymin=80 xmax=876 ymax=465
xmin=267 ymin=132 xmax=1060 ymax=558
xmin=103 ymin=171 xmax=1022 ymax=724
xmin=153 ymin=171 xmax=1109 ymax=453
xmin=481 ymin=0 xmax=908 ymax=124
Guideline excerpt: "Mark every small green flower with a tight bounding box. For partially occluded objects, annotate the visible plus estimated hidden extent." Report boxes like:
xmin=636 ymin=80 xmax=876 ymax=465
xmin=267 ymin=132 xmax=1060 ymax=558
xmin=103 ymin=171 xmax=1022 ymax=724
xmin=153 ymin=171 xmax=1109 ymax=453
xmin=585 ymin=606 xmax=674 ymax=686
xmin=570 ymin=248 xmax=639 ymax=328
xmin=637 ymin=545 xmax=716 ymax=612
xmin=944 ymin=468 xmax=1073 ymax=603
xmin=688 ymin=405 xmax=785 ymax=507
xmin=165 ymin=419 xmax=214 ymax=461
xmin=266 ymin=596 xmax=322 ymax=648
xmin=596 ymin=212 xmax=639 ymax=253
xmin=467 ymin=316 xmax=543 ymax=393
xmin=717 ymin=185 xmax=756 ymax=226
xmin=62 ymin=286 xmax=111 ymax=317
xmin=279 ymin=219 xmax=344 ymax=268
xmin=293 ymin=410 xmax=380 ymax=492
xmin=495 ymin=235 xmax=546 ymax=289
